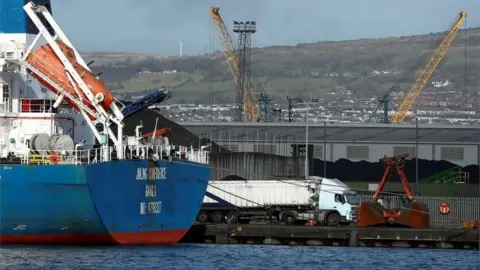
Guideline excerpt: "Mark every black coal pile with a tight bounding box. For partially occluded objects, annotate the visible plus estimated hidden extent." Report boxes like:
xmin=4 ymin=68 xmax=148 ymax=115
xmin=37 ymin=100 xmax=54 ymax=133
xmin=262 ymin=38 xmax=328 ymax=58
xmin=222 ymin=175 xmax=247 ymax=180
xmin=312 ymin=158 xmax=479 ymax=184
xmin=111 ymin=108 xmax=228 ymax=153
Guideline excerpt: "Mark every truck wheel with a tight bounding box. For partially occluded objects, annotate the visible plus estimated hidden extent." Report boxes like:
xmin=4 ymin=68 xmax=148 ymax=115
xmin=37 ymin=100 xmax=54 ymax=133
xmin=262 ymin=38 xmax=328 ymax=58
xmin=283 ymin=213 xmax=296 ymax=225
xmin=211 ymin=211 xmax=224 ymax=224
xmin=327 ymin=212 xmax=340 ymax=226
xmin=226 ymin=211 xmax=238 ymax=224
xmin=197 ymin=211 xmax=208 ymax=223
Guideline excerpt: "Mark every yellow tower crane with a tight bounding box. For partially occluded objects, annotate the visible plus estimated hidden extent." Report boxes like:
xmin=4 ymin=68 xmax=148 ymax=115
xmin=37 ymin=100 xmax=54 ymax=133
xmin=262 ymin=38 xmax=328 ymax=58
xmin=390 ymin=11 xmax=467 ymax=124
xmin=209 ymin=7 xmax=258 ymax=122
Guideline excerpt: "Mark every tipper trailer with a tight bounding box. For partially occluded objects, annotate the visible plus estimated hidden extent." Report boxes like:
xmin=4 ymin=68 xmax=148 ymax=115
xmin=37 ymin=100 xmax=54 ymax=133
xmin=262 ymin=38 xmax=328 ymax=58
xmin=197 ymin=176 xmax=359 ymax=226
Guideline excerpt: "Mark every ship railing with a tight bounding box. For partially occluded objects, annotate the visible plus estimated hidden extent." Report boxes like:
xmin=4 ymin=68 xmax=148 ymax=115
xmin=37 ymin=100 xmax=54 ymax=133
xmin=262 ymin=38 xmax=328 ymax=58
xmin=20 ymin=148 xmax=105 ymax=165
xmin=18 ymin=99 xmax=56 ymax=113
xmin=19 ymin=144 xmax=210 ymax=165
xmin=125 ymin=144 xmax=210 ymax=165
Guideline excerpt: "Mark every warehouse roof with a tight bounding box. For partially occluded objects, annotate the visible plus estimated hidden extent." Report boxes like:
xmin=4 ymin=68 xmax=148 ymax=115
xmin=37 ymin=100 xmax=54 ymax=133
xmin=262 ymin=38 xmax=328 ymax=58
xmin=180 ymin=122 xmax=480 ymax=144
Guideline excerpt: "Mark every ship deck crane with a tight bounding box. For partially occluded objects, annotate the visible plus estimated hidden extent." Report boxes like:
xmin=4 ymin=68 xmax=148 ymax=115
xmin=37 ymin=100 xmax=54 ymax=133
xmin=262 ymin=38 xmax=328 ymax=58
xmin=390 ymin=11 xmax=467 ymax=124
xmin=9 ymin=2 xmax=126 ymax=159
xmin=210 ymin=7 xmax=259 ymax=122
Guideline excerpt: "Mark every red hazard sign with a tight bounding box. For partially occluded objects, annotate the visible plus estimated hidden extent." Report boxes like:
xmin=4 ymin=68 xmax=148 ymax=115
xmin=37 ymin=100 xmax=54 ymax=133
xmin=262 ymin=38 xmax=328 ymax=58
xmin=439 ymin=203 xmax=450 ymax=215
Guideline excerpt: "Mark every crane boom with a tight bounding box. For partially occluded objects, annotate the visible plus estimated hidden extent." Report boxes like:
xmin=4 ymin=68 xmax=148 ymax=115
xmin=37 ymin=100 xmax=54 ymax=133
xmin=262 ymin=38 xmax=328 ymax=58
xmin=390 ymin=11 xmax=467 ymax=124
xmin=209 ymin=7 xmax=258 ymax=121
xmin=210 ymin=7 xmax=240 ymax=83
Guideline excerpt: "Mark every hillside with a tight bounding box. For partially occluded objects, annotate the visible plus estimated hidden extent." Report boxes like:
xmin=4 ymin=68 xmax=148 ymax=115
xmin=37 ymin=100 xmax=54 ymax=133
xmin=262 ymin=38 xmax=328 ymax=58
xmin=81 ymin=52 xmax=167 ymax=67
xmin=85 ymin=27 xmax=480 ymax=104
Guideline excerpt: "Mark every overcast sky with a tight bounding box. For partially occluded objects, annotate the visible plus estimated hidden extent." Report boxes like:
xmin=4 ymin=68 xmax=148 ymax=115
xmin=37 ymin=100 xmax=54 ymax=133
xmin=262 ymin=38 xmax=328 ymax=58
xmin=51 ymin=0 xmax=480 ymax=56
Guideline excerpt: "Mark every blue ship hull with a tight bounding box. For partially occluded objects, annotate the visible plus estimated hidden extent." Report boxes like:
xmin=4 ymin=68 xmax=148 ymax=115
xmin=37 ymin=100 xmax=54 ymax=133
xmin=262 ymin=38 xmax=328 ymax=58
xmin=0 ymin=159 xmax=211 ymax=245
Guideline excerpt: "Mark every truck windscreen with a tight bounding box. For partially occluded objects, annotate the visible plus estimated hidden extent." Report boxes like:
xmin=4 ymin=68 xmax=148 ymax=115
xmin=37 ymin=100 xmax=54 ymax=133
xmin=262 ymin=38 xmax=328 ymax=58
xmin=345 ymin=194 xmax=359 ymax=205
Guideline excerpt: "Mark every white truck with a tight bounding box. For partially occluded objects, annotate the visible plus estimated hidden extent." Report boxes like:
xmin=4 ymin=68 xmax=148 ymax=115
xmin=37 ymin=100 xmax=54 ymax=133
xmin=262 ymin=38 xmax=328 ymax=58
xmin=197 ymin=176 xmax=359 ymax=226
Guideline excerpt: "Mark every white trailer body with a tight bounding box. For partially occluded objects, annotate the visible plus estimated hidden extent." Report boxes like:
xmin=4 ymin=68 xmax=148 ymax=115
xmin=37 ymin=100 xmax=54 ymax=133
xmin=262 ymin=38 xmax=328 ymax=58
xmin=198 ymin=177 xmax=358 ymax=226
xmin=204 ymin=180 xmax=316 ymax=208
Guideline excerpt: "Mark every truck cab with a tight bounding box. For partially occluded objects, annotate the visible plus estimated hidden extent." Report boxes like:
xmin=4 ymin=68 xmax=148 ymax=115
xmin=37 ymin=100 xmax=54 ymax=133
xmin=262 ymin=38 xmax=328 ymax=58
xmin=302 ymin=176 xmax=359 ymax=226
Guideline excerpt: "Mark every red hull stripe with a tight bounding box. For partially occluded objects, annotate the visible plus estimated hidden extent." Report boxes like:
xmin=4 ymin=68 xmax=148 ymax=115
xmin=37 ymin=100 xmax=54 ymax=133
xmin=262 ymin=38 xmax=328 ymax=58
xmin=0 ymin=229 xmax=188 ymax=245
xmin=110 ymin=229 xmax=189 ymax=245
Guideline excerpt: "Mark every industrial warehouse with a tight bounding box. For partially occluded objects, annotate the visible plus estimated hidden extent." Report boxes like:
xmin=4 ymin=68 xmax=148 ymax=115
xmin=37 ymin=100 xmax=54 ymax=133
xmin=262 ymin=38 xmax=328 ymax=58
xmin=183 ymin=122 xmax=480 ymax=168
xmin=183 ymin=122 xmax=479 ymax=180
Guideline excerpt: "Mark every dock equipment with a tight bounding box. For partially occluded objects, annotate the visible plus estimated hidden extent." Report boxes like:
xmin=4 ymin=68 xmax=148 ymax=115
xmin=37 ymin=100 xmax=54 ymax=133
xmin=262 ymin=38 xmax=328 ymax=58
xmin=357 ymin=154 xmax=430 ymax=228
xmin=421 ymin=166 xmax=470 ymax=184
xmin=121 ymin=87 xmax=172 ymax=119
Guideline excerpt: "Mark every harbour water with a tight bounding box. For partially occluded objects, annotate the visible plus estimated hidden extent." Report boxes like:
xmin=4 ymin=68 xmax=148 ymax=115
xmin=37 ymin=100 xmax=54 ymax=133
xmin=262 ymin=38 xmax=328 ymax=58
xmin=1 ymin=244 xmax=478 ymax=270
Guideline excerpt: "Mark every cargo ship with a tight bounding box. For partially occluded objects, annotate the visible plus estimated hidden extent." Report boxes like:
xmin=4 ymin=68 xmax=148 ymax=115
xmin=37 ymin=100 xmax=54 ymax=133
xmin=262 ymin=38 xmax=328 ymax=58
xmin=0 ymin=1 xmax=212 ymax=245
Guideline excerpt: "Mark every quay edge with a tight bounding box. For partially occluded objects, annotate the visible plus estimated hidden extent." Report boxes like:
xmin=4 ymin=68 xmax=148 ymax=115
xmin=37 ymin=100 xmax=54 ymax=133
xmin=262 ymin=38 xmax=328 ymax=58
xmin=181 ymin=223 xmax=480 ymax=250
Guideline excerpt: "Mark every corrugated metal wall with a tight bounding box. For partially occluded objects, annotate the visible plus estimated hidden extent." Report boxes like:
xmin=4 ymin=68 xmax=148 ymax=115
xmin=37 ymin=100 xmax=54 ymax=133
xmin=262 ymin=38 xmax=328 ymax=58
xmin=192 ymin=126 xmax=479 ymax=167
xmin=210 ymin=152 xmax=305 ymax=180
xmin=357 ymin=195 xmax=480 ymax=228
xmin=195 ymin=127 xmax=479 ymax=186
xmin=213 ymin=141 xmax=478 ymax=167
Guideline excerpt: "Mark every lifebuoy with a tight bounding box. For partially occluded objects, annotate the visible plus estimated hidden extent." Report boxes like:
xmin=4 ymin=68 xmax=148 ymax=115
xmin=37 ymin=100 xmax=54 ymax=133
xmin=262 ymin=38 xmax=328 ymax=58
xmin=49 ymin=151 xmax=60 ymax=164
xmin=439 ymin=202 xmax=450 ymax=215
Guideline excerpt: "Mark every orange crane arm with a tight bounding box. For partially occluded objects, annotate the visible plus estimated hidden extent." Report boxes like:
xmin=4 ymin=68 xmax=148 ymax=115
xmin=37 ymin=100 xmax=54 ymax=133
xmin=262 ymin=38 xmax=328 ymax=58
xmin=390 ymin=11 xmax=467 ymax=124
xmin=209 ymin=7 xmax=258 ymax=121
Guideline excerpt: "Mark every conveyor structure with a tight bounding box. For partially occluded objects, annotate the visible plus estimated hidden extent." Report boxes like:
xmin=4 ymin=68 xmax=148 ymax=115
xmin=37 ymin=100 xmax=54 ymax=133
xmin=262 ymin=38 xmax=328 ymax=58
xmin=121 ymin=87 xmax=172 ymax=119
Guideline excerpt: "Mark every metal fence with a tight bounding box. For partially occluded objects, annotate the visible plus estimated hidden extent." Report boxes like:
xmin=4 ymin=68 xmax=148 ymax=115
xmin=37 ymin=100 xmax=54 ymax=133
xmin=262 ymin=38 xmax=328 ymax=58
xmin=357 ymin=194 xmax=480 ymax=228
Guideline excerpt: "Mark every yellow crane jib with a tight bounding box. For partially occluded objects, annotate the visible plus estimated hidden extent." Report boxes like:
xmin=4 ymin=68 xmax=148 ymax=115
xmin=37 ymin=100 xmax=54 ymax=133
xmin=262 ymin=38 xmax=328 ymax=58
xmin=209 ymin=7 xmax=240 ymax=81
xmin=209 ymin=7 xmax=259 ymax=122
xmin=390 ymin=11 xmax=467 ymax=124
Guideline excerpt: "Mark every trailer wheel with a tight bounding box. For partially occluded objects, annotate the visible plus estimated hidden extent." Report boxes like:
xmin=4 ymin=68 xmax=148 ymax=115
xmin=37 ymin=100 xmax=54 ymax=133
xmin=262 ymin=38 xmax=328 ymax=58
xmin=197 ymin=211 xmax=208 ymax=223
xmin=327 ymin=212 xmax=340 ymax=226
xmin=211 ymin=211 xmax=224 ymax=224
xmin=226 ymin=211 xmax=238 ymax=224
xmin=283 ymin=212 xmax=296 ymax=225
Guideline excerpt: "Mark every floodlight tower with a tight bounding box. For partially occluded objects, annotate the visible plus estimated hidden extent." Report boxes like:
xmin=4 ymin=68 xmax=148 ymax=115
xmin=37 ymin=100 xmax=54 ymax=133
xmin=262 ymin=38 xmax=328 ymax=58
xmin=233 ymin=20 xmax=256 ymax=121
